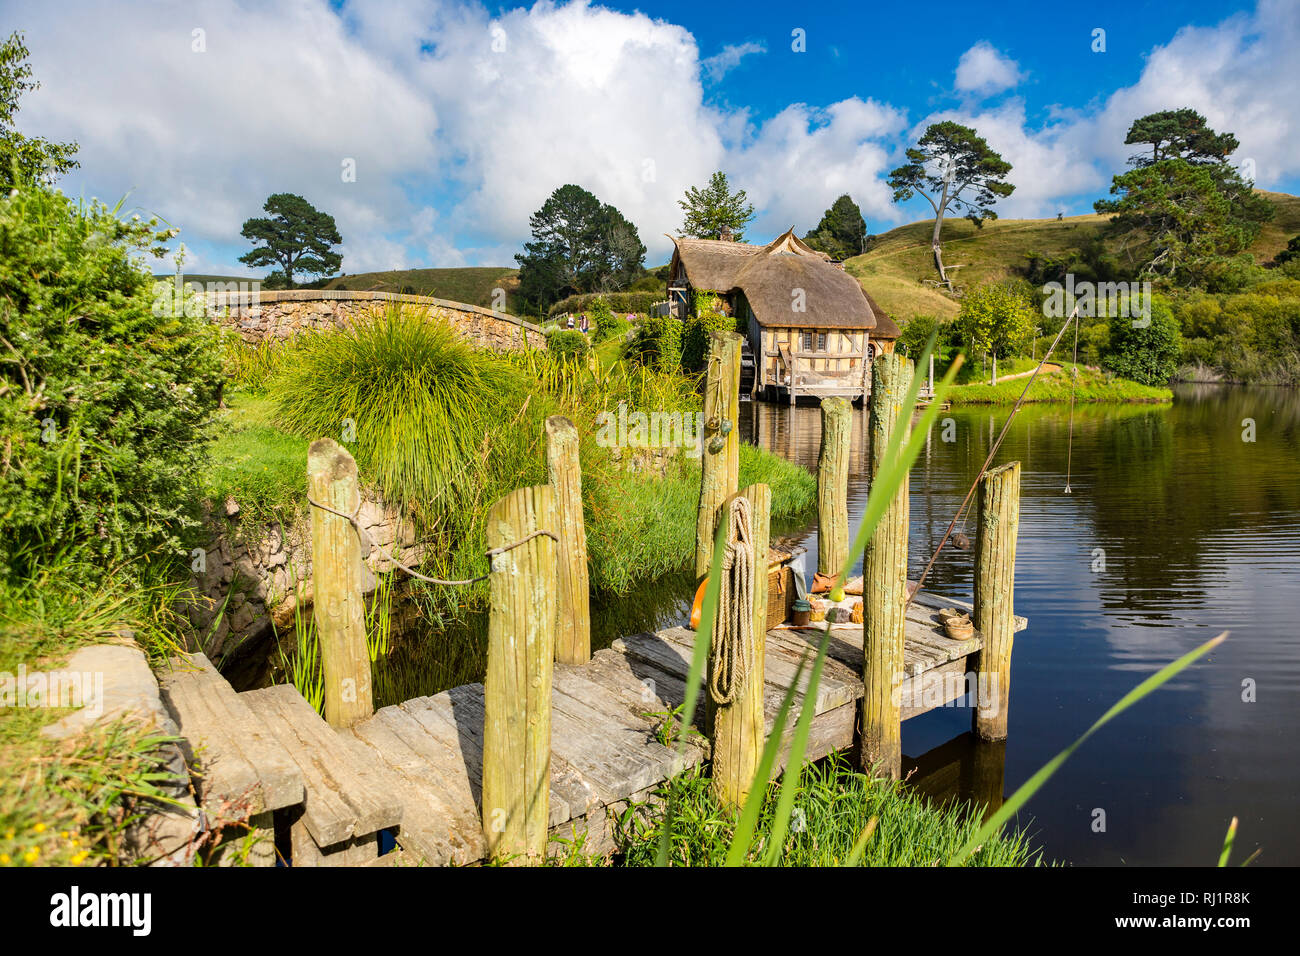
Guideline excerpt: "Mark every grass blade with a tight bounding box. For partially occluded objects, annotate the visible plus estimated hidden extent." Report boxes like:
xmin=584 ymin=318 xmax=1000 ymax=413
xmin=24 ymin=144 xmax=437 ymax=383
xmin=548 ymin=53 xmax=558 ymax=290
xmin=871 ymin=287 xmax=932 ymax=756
xmin=656 ymin=512 xmax=730 ymax=867
xmin=947 ymin=630 xmax=1228 ymax=865
xmin=1218 ymin=816 xmax=1237 ymax=867
xmin=762 ymin=625 xmax=833 ymax=865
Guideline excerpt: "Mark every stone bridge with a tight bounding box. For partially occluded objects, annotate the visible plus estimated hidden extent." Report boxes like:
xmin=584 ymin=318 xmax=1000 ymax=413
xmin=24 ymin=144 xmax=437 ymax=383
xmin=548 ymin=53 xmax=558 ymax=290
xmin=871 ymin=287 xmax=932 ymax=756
xmin=206 ymin=289 xmax=545 ymax=352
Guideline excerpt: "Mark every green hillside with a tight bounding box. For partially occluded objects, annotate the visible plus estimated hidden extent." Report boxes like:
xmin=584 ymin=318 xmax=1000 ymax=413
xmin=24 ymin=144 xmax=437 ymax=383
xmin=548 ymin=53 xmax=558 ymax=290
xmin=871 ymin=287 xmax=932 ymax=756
xmin=323 ymin=267 xmax=519 ymax=310
xmin=846 ymin=190 xmax=1300 ymax=322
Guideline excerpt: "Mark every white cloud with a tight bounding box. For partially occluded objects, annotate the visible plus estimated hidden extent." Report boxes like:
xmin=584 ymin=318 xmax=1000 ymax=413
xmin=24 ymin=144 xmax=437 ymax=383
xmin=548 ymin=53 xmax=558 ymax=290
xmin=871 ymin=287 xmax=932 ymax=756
xmin=8 ymin=0 xmax=1298 ymax=278
xmin=701 ymin=41 xmax=766 ymax=83
xmin=954 ymin=41 xmax=1023 ymax=97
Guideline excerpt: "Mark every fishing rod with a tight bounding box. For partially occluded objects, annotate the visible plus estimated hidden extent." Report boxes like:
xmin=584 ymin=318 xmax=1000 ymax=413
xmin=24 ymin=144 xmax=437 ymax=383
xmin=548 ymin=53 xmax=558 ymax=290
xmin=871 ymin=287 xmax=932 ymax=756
xmin=906 ymin=300 xmax=1082 ymax=609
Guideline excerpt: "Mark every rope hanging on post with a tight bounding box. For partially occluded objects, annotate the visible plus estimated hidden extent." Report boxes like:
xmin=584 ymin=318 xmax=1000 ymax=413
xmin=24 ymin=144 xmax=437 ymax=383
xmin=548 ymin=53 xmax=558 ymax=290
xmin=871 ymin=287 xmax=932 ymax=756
xmin=709 ymin=495 xmax=755 ymax=707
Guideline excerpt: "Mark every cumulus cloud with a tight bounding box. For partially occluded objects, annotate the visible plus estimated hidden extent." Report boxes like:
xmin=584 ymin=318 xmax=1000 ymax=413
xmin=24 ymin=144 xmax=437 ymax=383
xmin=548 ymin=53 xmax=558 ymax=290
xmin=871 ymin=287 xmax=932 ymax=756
xmin=701 ymin=41 xmax=766 ymax=83
xmin=954 ymin=41 xmax=1023 ymax=96
xmin=7 ymin=0 xmax=1299 ymax=276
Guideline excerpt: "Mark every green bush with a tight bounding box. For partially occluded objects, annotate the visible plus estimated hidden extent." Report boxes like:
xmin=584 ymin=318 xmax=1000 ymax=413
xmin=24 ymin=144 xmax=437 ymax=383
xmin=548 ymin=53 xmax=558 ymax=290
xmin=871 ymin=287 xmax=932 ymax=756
xmin=547 ymin=329 xmax=591 ymax=361
xmin=547 ymin=291 xmax=659 ymax=318
xmin=1102 ymin=294 xmax=1181 ymax=386
xmin=589 ymin=297 xmax=618 ymax=343
xmin=0 ymin=183 xmax=224 ymax=580
xmin=630 ymin=316 xmax=683 ymax=372
xmin=681 ymin=310 xmax=734 ymax=372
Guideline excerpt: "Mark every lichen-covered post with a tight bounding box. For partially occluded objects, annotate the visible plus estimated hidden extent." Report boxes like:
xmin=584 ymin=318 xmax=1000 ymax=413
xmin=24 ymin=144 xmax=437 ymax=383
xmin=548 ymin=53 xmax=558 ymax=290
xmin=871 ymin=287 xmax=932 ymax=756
xmin=695 ymin=330 xmax=741 ymax=579
xmin=708 ymin=484 xmax=770 ymax=810
xmin=817 ymin=397 xmax=852 ymax=576
xmin=860 ymin=354 xmax=913 ymax=779
xmin=973 ymin=461 xmax=1021 ymax=740
xmin=482 ymin=485 xmax=557 ymax=864
xmin=545 ymin=415 xmax=589 ymax=664
xmin=307 ymin=439 xmax=373 ymax=729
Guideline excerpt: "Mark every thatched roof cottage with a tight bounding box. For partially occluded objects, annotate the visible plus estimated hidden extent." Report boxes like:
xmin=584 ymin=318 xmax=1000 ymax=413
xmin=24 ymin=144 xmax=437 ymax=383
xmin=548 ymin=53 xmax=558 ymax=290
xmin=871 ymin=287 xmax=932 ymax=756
xmin=666 ymin=228 xmax=900 ymax=403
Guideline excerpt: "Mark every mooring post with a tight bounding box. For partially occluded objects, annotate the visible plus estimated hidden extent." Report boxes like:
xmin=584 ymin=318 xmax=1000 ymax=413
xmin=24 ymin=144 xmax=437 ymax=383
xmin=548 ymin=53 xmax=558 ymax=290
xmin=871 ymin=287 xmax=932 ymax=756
xmin=695 ymin=330 xmax=741 ymax=579
xmin=973 ymin=461 xmax=1020 ymax=740
xmin=860 ymin=353 xmax=913 ymax=779
xmin=307 ymin=439 xmax=373 ymax=729
xmin=482 ymin=485 xmax=557 ymax=864
xmin=545 ymin=415 xmax=590 ymax=664
xmin=817 ymin=396 xmax=852 ymax=577
xmin=707 ymin=483 xmax=770 ymax=810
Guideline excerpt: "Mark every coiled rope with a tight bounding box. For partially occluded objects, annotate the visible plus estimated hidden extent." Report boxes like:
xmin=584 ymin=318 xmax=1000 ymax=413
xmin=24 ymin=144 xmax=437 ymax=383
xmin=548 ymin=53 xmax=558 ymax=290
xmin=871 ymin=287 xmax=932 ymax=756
xmin=709 ymin=495 xmax=755 ymax=706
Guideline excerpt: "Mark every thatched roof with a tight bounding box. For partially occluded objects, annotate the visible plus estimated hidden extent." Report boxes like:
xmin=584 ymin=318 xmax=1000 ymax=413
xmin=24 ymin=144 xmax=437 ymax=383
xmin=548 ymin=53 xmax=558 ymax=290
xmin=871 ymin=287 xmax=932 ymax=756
xmin=669 ymin=229 xmax=896 ymax=335
xmin=863 ymin=292 xmax=901 ymax=340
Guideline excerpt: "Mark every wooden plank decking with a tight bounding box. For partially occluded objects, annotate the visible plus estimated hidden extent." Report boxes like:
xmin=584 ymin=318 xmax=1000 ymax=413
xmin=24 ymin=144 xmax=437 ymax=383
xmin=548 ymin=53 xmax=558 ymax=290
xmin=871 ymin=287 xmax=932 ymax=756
xmin=347 ymin=587 xmax=1027 ymax=866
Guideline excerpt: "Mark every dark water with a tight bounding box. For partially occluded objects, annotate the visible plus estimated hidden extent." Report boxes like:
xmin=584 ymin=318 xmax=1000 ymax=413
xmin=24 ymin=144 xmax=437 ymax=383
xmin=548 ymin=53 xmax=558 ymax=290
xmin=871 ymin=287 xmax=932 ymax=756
xmin=743 ymin=385 xmax=1300 ymax=866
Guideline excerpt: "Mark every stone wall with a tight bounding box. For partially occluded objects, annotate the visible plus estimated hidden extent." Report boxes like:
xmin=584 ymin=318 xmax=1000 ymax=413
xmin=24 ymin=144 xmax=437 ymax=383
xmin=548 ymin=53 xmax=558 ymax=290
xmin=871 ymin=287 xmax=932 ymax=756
xmin=206 ymin=289 xmax=545 ymax=352
xmin=185 ymin=494 xmax=421 ymax=662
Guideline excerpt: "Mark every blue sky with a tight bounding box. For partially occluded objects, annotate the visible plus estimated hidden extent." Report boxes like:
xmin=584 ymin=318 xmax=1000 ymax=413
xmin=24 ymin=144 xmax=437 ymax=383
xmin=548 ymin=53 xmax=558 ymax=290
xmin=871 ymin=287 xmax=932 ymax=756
xmin=11 ymin=0 xmax=1297 ymax=275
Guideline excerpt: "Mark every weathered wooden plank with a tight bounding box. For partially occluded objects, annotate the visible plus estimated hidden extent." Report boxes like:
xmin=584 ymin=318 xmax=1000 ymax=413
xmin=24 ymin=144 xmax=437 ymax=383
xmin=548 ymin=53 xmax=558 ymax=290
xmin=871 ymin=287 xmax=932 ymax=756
xmin=243 ymin=684 xmax=401 ymax=847
xmin=900 ymin=657 xmax=976 ymax=720
xmin=348 ymin=707 xmax=485 ymax=866
xmin=159 ymin=653 xmax=304 ymax=816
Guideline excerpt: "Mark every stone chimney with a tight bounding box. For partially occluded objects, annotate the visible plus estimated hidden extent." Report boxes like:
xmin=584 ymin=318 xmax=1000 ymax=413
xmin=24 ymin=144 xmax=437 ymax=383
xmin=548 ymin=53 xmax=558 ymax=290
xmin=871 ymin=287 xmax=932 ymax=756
xmin=719 ymin=224 xmax=733 ymax=242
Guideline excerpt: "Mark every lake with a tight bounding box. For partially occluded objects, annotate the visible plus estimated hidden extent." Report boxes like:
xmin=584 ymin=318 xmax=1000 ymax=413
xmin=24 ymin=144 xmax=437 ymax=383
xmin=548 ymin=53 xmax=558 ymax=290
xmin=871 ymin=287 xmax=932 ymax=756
xmin=742 ymin=384 xmax=1300 ymax=866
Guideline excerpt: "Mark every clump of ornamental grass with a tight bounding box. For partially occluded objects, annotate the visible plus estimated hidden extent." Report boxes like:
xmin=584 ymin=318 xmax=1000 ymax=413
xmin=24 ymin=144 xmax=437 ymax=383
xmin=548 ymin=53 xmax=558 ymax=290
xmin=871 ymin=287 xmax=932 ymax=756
xmin=269 ymin=306 xmax=548 ymax=545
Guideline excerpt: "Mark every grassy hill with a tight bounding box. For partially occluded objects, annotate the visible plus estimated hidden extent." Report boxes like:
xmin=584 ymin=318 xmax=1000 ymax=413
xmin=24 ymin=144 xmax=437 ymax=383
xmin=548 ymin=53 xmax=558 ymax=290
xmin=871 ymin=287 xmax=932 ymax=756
xmin=322 ymin=267 xmax=519 ymax=310
xmin=846 ymin=190 xmax=1300 ymax=323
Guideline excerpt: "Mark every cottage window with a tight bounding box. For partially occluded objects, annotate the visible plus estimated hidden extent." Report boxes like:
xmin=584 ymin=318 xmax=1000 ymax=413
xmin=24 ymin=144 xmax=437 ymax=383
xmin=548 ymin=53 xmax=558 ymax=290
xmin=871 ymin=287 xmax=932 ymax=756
xmin=817 ymin=333 xmax=827 ymax=351
xmin=802 ymin=332 xmax=813 ymax=351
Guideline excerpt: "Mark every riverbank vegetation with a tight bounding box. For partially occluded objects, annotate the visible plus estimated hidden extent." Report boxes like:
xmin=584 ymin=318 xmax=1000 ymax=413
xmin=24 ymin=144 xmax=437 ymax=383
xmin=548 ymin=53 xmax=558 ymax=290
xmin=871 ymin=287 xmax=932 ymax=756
xmin=214 ymin=306 xmax=814 ymax=624
xmin=555 ymin=756 xmax=1042 ymax=867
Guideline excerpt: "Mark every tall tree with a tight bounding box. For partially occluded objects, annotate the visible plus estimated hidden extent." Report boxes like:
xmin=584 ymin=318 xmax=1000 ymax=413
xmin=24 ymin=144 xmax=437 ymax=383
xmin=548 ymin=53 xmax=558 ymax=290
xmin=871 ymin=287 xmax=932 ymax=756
xmin=677 ymin=171 xmax=755 ymax=241
xmin=1098 ymin=111 xmax=1271 ymax=287
xmin=803 ymin=194 xmax=869 ymax=259
xmin=0 ymin=31 xmax=79 ymax=185
xmin=1124 ymin=108 xmax=1239 ymax=167
xmin=515 ymin=184 xmax=645 ymax=310
xmin=238 ymin=193 xmax=343 ymax=288
xmin=887 ymin=121 xmax=1014 ymax=289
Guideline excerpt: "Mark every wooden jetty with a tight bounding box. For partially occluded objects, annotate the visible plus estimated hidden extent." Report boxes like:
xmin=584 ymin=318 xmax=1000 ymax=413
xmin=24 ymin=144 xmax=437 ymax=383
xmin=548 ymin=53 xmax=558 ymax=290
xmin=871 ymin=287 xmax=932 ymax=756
xmin=157 ymin=336 xmax=1025 ymax=866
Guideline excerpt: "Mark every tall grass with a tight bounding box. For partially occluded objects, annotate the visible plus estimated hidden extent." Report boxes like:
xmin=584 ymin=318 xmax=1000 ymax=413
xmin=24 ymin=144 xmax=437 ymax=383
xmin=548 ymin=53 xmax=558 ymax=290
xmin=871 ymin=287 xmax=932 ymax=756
xmin=581 ymin=756 xmax=1040 ymax=867
xmin=269 ymin=306 xmax=548 ymax=552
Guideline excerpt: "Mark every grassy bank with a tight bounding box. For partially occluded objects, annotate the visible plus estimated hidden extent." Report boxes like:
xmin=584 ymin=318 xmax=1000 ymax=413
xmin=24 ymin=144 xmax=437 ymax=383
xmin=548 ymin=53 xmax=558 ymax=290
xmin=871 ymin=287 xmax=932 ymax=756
xmin=945 ymin=364 xmax=1172 ymax=405
xmin=554 ymin=756 xmax=1042 ymax=867
xmin=212 ymin=311 xmax=815 ymax=621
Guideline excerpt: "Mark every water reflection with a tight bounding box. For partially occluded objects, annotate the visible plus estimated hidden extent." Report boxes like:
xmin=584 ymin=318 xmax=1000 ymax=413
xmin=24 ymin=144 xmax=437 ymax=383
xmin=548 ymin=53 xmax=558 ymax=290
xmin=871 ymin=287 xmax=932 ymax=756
xmin=742 ymin=385 xmax=1300 ymax=865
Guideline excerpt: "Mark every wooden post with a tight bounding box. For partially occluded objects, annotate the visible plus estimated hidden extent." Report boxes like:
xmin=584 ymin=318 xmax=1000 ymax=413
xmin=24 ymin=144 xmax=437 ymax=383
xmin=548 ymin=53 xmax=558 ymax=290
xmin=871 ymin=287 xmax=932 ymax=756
xmin=860 ymin=354 xmax=913 ymax=779
xmin=817 ymin=397 xmax=852 ymax=577
xmin=695 ymin=330 xmax=741 ymax=578
xmin=307 ymin=439 xmax=373 ymax=729
xmin=708 ymin=484 xmax=770 ymax=810
xmin=973 ymin=461 xmax=1020 ymax=740
xmin=482 ymin=485 xmax=556 ymax=864
xmin=545 ymin=415 xmax=589 ymax=664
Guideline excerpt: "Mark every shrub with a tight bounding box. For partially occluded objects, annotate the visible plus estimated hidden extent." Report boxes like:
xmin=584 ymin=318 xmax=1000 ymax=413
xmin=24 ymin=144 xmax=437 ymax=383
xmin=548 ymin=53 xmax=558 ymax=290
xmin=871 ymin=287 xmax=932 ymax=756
xmin=897 ymin=314 xmax=950 ymax=358
xmin=0 ymin=183 xmax=224 ymax=580
xmin=547 ymin=291 xmax=660 ymax=318
xmin=1102 ymin=294 xmax=1181 ymax=386
xmin=590 ymin=297 xmax=618 ymax=343
xmin=681 ymin=310 xmax=734 ymax=372
xmin=630 ymin=315 xmax=683 ymax=372
xmin=547 ymin=329 xmax=590 ymax=361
